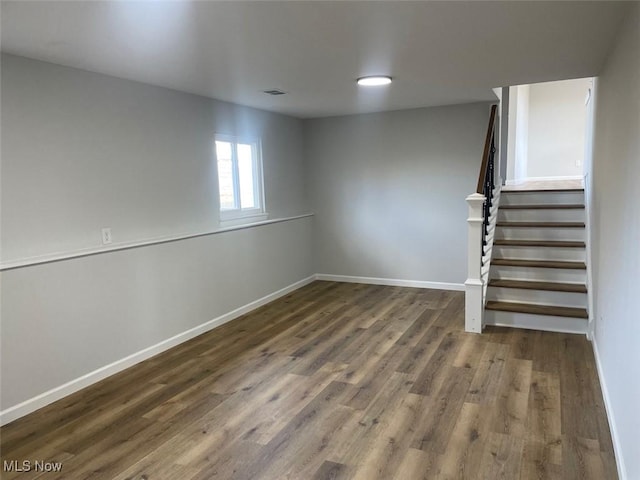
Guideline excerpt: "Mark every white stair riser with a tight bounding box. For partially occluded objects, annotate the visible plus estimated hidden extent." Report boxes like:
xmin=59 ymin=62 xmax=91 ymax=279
xmin=486 ymin=287 xmax=587 ymax=308
xmin=493 ymin=246 xmax=586 ymax=261
xmin=498 ymin=209 xmax=585 ymax=223
xmin=496 ymin=226 xmax=585 ymax=241
xmin=484 ymin=310 xmax=588 ymax=334
xmin=490 ymin=265 xmax=587 ymax=283
xmin=501 ymin=191 xmax=584 ymax=206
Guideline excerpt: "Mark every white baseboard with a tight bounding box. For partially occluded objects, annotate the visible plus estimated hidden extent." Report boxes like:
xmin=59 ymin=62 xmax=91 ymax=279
xmin=315 ymin=273 xmax=465 ymax=291
xmin=0 ymin=275 xmax=316 ymax=426
xmin=592 ymin=336 xmax=627 ymax=480
xmin=0 ymin=273 xmax=463 ymax=425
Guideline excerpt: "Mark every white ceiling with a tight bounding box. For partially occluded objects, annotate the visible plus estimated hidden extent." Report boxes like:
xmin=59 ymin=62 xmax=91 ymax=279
xmin=0 ymin=1 xmax=631 ymax=118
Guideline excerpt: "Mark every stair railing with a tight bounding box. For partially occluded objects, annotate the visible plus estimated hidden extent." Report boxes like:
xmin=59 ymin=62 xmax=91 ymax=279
xmin=465 ymin=104 xmax=499 ymax=333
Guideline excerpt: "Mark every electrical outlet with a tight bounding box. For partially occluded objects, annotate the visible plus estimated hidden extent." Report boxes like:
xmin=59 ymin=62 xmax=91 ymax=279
xmin=101 ymin=227 xmax=112 ymax=245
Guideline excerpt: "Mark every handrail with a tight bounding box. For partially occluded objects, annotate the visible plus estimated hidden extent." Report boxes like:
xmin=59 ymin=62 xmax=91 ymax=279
xmin=476 ymin=104 xmax=498 ymax=194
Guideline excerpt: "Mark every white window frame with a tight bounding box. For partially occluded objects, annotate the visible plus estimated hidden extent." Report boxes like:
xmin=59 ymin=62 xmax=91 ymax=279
xmin=214 ymin=134 xmax=267 ymax=225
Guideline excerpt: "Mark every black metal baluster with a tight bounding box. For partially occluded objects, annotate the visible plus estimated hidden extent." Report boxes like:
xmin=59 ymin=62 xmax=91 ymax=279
xmin=482 ymin=130 xmax=496 ymax=256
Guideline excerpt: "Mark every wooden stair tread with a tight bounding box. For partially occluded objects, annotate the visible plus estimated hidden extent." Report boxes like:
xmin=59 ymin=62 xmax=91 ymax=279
xmin=486 ymin=301 xmax=588 ymax=319
xmin=488 ymin=279 xmax=587 ymax=293
xmin=496 ymin=221 xmax=585 ymax=228
xmin=502 ymin=188 xmax=584 ymax=193
xmin=492 ymin=258 xmax=587 ymax=269
xmin=499 ymin=204 xmax=584 ymax=210
xmin=494 ymin=240 xmax=585 ymax=248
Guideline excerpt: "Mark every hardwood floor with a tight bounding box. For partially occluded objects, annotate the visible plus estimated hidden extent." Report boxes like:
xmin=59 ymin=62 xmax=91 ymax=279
xmin=0 ymin=281 xmax=617 ymax=479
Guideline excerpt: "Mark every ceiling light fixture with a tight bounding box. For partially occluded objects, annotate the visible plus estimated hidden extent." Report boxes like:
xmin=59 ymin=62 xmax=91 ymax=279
xmin=357 ymin=76 xmax=392 ymax=86
xmin=263 ymin=89 xmax=286 ymax=96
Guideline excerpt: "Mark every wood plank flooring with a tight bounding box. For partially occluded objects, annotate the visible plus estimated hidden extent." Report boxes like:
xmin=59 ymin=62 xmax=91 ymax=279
xmin=487 ymin=279 xmax=588 ymax=293
xmin=0 ymin=281 xmax=617 ymax=479
xmin=491 ymin=259 xmax=587 ymax=270
xmin=485 ymin=301 xmax=589 ymax=319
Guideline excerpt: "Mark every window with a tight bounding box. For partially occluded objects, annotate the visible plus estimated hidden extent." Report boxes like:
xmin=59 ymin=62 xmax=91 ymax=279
xmin=214 ymin=135 xmax=266 ymax=224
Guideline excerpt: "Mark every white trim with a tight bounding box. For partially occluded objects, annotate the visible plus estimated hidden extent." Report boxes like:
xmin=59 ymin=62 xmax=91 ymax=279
xmin=486 ymin=321 xmax=586 ymax=335
xmin=466 ymin=192 xmax=487 ymax=333
xmin=215 ymin=134 xmax=265 ymax=218
xmin=0 ymin=214 xmax=313 ymax=271
xmin=0 ymin=275 xmax=316 ymax=426
xmin=583 ymin=173 xmax=595 ymax=338
xmin=219 ymin=208 xmax=266 ymax=222
xmin=505 ymin=175 xmax=583 ymax=186
xmin=592 ymin=336 xmax=627 ymax=480
xmin=219 ymin=212 xmax=269 ymax=228
xmin=315 ymin=274 xmax=464 ymax=291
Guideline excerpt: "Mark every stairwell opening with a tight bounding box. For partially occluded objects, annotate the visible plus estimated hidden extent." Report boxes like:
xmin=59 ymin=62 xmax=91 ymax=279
xmin=502 ymin=77 xmax=594 ymax=190
xmin=479 ymin=77 xmax=596 ymax=334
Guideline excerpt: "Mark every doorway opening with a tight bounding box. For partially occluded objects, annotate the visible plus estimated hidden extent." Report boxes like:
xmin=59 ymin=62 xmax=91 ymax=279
xmin=501 ymin=77 xmax=593 ymax=191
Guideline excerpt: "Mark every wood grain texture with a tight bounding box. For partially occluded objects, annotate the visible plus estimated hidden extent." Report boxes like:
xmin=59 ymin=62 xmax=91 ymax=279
xmin=492 ymin=258 xmax=587 ymax=270
xmin=502 ymin=183 xmax=584 ymax=192
xmin=499 ymin=204 xmax=585 ymax=210
xmin=0 ymin=282 xmax=616 ymax=479
xmin=493 ymin=240 xmax=586 ymax=248
xmin=496 ymin=222 xmax=585 ymax=228
xmin=488 ymin=279 xmax=588 ymax=293
xmin=486 ymin=301 xmax=589 ymax=319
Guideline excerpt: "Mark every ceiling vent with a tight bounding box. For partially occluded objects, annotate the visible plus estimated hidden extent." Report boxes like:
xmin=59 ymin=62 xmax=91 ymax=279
xmin=263 ymin=89 xmax=287 ymax=96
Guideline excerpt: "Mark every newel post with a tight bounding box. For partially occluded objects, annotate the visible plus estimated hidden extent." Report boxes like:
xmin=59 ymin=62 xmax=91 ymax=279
xmin=465 ymin=193 xmax=486 ymax=333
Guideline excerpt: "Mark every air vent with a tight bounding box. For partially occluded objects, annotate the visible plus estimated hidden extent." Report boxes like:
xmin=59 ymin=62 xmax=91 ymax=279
xmin=263 ymin=89 xmax=286 ymax=96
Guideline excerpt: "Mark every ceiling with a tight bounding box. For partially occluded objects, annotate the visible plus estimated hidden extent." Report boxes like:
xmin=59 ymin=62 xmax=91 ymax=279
xmin=0 ymin=1 xmax=631 ymax=118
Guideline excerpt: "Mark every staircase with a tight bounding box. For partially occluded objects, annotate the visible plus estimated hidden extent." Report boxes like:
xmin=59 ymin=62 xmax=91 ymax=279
xmin=484 ymin=188 xmax=589 ymax=334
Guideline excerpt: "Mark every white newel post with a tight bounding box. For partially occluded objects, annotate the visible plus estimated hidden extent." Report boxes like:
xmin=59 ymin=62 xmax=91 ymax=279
xmin=465 ymin=193 xmax=486 ymax=333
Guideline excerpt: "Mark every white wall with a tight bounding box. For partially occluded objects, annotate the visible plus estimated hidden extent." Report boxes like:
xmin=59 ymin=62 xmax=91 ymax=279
xmin=506 ymin=85 xmax=519 ymax=183
xmin=527 ymin=78 xmax=590 ymax=179
xmin=305 ymin=103 xmax=492 ymax=286
xmin=590 ymin=4 xmax=640 ymax=480
xmin=513 ymin=85 xmax=529 ymax=183
xmin=0 ymin=55 xmax=313 ymax=416
xmin=499 ymin=87 xmax=509 ymax=183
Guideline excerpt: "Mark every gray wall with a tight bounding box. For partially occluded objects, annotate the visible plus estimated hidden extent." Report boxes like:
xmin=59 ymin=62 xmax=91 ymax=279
xmin=590 ymin=4 xmax=640 ymax=479
xmin=305 ymin=103 xmax=492 ymax=285
xmin=527 ymin=78 xmax=590 ymax=179
xmin=1 ymin=54 xmax=309 ymax=262
xmin=1 ymin=219 xmax=313 ymax=408
xmin=0 ymin=55 xmax=313 ymax=410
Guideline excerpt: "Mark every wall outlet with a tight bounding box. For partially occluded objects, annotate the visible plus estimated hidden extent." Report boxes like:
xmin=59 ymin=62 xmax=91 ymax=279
xmin=101 ymin=227 xmax=113 ymax=245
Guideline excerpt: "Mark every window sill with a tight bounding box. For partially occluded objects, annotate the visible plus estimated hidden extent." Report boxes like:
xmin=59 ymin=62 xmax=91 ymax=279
xmin=219 ymin=212 xmax=269 ymax=228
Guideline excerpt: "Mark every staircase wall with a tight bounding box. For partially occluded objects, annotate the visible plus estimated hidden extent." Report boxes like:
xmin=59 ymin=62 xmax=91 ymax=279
xmin=589 ymin=4 xmax=640 ymax=479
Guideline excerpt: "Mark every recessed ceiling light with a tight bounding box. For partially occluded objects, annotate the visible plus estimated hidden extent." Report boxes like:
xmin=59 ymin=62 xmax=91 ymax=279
xmin=357 ymin=76 xmax=392 ymax=86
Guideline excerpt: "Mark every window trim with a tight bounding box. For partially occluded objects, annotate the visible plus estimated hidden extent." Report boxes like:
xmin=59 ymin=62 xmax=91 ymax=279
xmin=214 ymin=134 xmax=266 ymax=224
